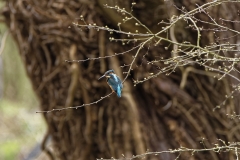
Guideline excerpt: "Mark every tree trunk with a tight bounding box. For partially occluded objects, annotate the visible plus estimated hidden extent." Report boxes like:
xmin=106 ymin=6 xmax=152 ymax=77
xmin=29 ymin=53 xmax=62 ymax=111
xmin=2 ymin=0 xmax=240 ymax=159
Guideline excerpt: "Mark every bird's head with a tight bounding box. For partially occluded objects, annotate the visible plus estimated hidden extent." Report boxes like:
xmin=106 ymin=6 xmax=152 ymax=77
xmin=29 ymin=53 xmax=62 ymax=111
xmin=98 ymin=69 xmax=115 ymax=80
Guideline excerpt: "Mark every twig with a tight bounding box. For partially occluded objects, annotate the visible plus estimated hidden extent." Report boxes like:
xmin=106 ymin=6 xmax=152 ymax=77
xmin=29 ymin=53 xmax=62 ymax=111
xmin=36 ymin=92 xmax=113 ymax=113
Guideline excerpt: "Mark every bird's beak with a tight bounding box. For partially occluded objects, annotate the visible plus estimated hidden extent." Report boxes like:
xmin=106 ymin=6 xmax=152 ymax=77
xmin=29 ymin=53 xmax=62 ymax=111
xmin=98 ymin=75 xmax=105 ymax=80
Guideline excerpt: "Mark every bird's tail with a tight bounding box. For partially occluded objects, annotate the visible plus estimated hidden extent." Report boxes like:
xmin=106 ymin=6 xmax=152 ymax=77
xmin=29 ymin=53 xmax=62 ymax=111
xmin=117 ymin=86 xmax=121 ymax=97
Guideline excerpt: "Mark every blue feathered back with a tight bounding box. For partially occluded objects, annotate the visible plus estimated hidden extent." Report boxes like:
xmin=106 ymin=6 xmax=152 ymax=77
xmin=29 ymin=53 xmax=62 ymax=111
xmin=107 ymin=74 xmax=123 ymax=97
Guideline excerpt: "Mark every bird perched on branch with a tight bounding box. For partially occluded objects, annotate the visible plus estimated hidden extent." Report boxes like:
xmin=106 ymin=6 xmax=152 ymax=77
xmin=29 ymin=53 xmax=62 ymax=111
xmin=98 ymin=69 xmax=123 ymax=97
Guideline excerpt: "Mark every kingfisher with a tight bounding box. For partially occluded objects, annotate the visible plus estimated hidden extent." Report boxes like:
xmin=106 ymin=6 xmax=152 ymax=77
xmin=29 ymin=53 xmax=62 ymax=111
xmin=98 ymin=69 xmax=123 ymax=97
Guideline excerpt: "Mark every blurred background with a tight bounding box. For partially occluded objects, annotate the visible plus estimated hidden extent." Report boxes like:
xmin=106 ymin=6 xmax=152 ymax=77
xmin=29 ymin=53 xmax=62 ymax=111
xmin=0 ymin=23 xmax=46 ymax=160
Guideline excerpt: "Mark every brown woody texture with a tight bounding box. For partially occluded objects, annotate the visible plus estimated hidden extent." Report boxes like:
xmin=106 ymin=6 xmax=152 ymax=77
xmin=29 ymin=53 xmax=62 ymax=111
xmin=2 ymin=0 xmax=240 ymax=160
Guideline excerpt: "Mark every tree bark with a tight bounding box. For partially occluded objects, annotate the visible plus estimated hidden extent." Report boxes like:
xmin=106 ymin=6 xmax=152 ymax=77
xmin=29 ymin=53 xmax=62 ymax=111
xmin=2 ymin=0 xmax=240 ymax=159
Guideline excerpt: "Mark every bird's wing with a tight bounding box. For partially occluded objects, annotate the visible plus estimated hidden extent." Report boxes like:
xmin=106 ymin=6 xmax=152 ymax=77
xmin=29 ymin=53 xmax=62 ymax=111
xmin=107 ymin=75 xmax=122 ymax=89
xmin=117 ymin=77 xmax=123 ymax=89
